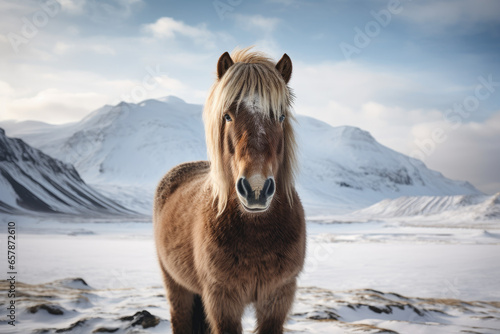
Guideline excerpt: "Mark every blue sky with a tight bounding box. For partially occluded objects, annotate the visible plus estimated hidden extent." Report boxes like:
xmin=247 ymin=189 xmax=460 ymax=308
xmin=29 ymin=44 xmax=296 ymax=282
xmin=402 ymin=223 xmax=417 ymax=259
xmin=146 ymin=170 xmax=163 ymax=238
xmin=1 ymin=0 xmax=499 ymax=193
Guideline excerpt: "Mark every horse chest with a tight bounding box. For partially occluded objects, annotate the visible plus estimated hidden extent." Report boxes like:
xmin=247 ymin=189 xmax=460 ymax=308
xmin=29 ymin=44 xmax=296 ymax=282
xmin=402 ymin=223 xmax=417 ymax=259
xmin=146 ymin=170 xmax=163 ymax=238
xmin=200 ymin=222 xmax=300 ymax=285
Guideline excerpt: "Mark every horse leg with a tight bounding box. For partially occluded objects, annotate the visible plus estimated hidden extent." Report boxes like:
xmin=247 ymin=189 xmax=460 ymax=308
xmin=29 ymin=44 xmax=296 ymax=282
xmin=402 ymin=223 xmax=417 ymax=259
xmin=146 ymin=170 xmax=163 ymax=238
xmin=160 ymin=265 xmax=196 ymax=334
xmin=255 ymin=280 xmax=297 ymax=334
xmin=202 ymin=285 xmax=245 ymax=334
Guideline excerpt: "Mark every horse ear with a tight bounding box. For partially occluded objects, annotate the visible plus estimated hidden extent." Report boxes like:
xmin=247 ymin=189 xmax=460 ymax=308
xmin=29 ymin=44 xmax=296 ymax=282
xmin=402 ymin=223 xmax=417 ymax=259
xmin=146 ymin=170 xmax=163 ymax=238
xmin=217 ymin=52 xmax=234 ymax=79
xmin=276 ymin=53 xmax=292 ymax=83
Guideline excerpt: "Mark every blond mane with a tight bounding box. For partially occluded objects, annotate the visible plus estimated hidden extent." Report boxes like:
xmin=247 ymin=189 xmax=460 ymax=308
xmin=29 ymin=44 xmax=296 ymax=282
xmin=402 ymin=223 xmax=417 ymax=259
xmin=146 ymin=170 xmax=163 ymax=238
xmin=203 ymin=47 xmax=298 ymax=215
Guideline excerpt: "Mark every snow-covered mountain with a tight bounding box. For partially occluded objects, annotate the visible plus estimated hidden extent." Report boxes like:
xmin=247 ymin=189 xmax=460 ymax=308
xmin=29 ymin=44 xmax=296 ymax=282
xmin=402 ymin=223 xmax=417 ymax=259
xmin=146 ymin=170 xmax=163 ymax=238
xmin=2 ymin=97 xmax=205 ymax=188
xmin=354 ymin=193 xmax=500 ymax=222
xmin=1 ymin=96 xmax=481 ymax=215
xmin=295 ymin=116 xmax=480 ymax=213
xmin=0 ymin=128 xmax=133 ymax=216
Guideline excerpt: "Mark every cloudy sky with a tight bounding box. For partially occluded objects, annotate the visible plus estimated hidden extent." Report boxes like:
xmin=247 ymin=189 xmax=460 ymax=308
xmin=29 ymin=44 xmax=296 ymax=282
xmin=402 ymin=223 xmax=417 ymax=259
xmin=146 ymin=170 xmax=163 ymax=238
xmin=1 ymin=0 xmax=499 ymax=194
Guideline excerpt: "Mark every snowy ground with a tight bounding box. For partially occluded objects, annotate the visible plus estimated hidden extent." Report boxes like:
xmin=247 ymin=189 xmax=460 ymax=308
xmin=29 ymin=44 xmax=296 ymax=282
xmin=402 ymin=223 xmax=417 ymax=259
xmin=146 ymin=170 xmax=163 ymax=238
xmin=1 ymin=216 xmax=500 ymax=333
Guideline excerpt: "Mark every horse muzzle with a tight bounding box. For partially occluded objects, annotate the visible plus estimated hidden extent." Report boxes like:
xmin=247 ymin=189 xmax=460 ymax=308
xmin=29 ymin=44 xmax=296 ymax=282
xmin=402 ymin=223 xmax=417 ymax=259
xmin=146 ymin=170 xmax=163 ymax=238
xmin=236 ymin=175 xmax=275 ymax=213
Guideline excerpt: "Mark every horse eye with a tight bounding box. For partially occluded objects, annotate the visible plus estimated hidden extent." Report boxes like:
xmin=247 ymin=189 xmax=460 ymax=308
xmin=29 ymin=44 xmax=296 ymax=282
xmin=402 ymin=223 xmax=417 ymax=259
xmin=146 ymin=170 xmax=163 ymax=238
xmin=279 ymin=114 xmax=286 ymax=123
xmin=224 ymin=114 xmax=232 ymax=122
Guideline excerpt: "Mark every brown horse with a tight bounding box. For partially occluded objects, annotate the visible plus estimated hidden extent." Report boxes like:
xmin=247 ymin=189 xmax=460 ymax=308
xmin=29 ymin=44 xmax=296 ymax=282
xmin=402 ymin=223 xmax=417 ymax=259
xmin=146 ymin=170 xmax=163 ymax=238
xmin=153 ymin=47 xmax=306 ymax=334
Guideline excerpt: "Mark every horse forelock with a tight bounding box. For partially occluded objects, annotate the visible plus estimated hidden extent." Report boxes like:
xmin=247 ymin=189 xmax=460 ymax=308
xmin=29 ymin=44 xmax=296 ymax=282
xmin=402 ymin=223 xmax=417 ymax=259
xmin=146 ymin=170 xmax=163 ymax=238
xmin=203 ymin=47 xmax=298 ymax=216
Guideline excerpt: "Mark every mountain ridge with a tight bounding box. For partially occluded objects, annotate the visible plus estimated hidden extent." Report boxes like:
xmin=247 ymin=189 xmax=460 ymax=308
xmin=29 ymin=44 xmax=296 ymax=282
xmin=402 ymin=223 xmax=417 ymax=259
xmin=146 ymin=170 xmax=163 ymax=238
xmin=0 ymin=96 xmax=481 ymax=215
xmin=0 ymin=128 xmax=136 ymax=216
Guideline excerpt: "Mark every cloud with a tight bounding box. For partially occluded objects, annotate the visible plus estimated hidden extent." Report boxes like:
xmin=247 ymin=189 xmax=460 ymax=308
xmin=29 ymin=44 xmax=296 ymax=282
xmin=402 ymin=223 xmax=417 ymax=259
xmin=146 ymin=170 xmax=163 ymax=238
xmin=53 ymin=41 xmax=115 ymax=55
xmin=313 ymin=100 xmax=442 ymax=156
xmin=291 ymin=61 xmax=426 ymax=153
xmin=410 ymin=110 xmax=500 ymax=194
xmin=0 ymin=81 xmax=15 ymax=96
xmin=292 ymin=61 xmax=413 ymax=109
xmin=0 ymin=64 xmax=206 ymax=124
xmin=232 ymin=14 xmax=281 ymax=32
xmin=227 ymin=14 xmax=282 ymax=59
xmin=399 ymin=0 xmax=500 ymax=34
xmin=108 ymin=70 xmax=207 ymax=106
xmin=142 ymin=17 xmax=216 ymax=48
xmin=3 ymin=88 xmax=107 ymax=124
xmin=266 ymin=0 xmax=300 ymax=6
xmin=0 ymin=81 xmax=15 ymax=118
xmin=58 ymin=0 xmax=86 ymax=15
xmin=58 ymin=0 xmax=142 ymax=19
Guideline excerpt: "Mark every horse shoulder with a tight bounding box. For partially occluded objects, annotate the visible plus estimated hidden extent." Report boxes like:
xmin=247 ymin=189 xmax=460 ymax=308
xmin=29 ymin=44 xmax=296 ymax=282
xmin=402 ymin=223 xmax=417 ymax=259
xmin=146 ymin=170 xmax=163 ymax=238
xmin=154 ymin=160 xmax=210 ymax=214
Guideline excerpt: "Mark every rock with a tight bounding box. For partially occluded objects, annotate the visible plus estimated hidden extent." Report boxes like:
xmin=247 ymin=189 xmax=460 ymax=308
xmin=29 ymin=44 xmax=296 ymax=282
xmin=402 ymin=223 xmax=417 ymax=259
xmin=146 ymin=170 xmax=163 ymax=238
xmin=92 ymin=328 xmax=119 ymax=333
xmin=28 ymin=304 xmax=64 ymax=315
xmin=55 ymin=319 xmax=86 ymax=333
xmin=120 ymin=310 xmax=160 ymax=329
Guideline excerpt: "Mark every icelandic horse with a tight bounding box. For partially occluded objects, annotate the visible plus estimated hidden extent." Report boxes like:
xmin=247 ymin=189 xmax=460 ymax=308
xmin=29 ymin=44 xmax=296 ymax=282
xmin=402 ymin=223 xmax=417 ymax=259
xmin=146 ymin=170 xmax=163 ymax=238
xmin=153 ymin=48 xmax=306 ymax=334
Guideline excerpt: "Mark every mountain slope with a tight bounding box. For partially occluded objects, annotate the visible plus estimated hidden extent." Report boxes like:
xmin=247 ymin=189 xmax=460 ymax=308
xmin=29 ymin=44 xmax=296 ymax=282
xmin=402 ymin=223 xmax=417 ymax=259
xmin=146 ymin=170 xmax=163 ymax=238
xmin=3 ymin=97 xmax=205 ymax=187
xmin=0 ymin=128 xmax=134 ymax=216
xmin=1 ymin=96 xmax=481 ymax=215
xmin=295 ymin=117 xmax=480 ymax=212
xmin=353 ymin=192 xmax=500 ymax=221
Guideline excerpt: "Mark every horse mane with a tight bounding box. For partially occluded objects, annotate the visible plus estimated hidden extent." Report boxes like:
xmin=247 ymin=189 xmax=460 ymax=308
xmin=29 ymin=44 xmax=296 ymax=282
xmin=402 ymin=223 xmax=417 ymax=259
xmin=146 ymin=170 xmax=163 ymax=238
xmin=203 ymin=47 xmax=298 ymax=215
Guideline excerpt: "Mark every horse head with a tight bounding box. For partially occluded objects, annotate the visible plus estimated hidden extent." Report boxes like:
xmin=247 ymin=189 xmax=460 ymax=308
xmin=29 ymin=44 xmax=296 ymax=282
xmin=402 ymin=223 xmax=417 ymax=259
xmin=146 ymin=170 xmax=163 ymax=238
xmin=204 ymin=48 xmax=297 ymax=215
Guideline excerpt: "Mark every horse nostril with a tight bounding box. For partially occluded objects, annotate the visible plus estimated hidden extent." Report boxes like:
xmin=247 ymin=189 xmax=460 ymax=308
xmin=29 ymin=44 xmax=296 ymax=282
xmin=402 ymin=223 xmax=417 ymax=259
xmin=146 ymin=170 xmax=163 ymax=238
xmin=263 ymin=178 xmax=275 ymax=197
xmin=236 ymin=178 xmax=246 ymax=197
xmin=237 ymin=178 xmax=252 ymax=198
